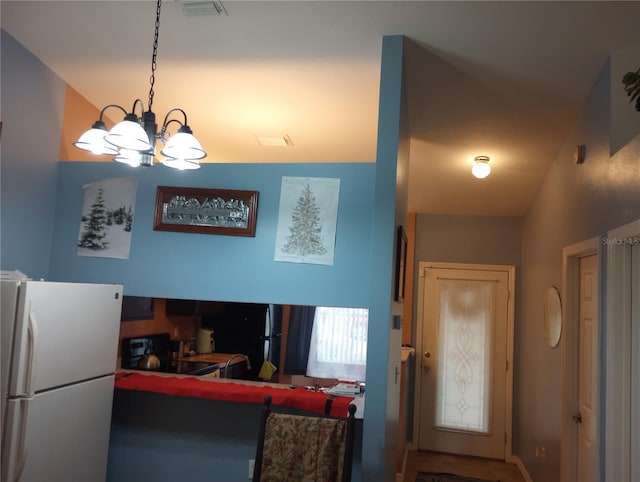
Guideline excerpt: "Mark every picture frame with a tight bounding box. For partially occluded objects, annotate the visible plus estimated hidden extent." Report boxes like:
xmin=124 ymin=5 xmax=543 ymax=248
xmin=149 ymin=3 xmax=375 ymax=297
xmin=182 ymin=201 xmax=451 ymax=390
xmin=395 ymin=225 xmax=408 ymax=302
xmin=153 ymin=186 xmax=258 ymax=237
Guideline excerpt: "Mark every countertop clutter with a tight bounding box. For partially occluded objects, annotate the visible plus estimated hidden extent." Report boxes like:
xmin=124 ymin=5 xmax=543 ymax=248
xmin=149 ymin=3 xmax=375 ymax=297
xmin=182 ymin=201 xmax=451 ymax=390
xmin=120 ymin=333 xmax=251 ymax=377
xmin=114 ymin=371 xmax=363 ymax=419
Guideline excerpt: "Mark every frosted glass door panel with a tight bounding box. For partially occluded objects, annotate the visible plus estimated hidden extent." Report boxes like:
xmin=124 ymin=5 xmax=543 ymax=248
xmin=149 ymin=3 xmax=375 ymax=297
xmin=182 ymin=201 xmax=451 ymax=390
xmin=436 ymin=280 xmax=493 ymax=433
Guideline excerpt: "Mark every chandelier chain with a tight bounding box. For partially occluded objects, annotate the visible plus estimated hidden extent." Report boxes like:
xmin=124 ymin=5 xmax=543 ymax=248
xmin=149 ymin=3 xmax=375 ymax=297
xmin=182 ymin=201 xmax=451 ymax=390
xmin=148 ymin=0 xmax=162 ymax=111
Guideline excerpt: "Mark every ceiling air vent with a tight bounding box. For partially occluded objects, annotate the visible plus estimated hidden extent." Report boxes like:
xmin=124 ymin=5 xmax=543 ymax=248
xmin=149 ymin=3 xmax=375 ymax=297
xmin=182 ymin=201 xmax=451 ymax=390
xmin=180 ymin=1 xmax=228 ymax=16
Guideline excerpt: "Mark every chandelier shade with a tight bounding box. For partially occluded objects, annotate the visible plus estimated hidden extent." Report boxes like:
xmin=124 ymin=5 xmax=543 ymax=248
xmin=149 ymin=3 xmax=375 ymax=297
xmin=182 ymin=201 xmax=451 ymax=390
xmin=104 ymin=115 xmax=153 ymax=152
xmin=114 ymin=149 xmax=143 ymax=167
xmin=160 ymin=127 xmax=206 ymax=161
xmin=72 ymin=0 xmax=206 ymax=169
xmin=160 ymin=157 xmax=202 ymax=170
xmin=73 ymin=121 xmax=119 ymax=156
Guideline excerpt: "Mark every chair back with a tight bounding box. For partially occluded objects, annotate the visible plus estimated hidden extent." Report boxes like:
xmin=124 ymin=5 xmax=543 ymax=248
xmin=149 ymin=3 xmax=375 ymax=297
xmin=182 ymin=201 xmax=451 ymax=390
xmin=253 ymin=395 xmax=357 ymax=482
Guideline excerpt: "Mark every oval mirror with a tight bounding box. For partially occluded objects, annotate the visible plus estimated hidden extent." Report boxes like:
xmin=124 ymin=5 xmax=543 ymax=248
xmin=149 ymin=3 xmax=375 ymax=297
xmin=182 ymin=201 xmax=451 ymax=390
xmin=544 ymin=286 xmax=562 ymax=348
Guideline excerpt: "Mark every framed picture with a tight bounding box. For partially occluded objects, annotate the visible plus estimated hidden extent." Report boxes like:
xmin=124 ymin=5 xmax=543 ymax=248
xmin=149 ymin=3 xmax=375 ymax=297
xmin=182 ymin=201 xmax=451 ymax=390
xmin=395 ymin=225 xmax=408 ymax=302
xmin=153 ymin=186 xmax=258 ymax=237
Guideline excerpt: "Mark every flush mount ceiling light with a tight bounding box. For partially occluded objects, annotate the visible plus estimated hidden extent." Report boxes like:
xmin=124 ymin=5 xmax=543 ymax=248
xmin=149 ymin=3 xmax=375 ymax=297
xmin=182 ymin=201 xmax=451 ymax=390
xmin=74 ymin=0 xmax=206 ymax=170
xmin=471 ymin=155 xmax=491 ymax=179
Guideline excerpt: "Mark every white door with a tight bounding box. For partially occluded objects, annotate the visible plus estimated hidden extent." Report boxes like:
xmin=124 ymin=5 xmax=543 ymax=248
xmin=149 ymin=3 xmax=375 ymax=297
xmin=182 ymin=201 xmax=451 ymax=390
xmin=577 ymin=254 xmax=598 ymax=482
xmin=418 ymin=266 xmax=509 ymax=459
xmin=2 ymin=375 xmax=115 ymax=482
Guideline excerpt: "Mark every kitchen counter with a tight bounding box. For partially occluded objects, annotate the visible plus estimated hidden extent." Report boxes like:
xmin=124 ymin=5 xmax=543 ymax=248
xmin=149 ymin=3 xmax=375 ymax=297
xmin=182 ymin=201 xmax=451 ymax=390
xmin=108 ymin=376 xmax=364 ymax=482
xmin=114 ymin=371 xmax=363 ymax=419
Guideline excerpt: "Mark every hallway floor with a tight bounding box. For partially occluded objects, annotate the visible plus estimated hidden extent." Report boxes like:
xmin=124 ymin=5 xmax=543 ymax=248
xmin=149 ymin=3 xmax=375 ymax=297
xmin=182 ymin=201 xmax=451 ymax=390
xmin=403 ymin=450 xmax=527 ymax=482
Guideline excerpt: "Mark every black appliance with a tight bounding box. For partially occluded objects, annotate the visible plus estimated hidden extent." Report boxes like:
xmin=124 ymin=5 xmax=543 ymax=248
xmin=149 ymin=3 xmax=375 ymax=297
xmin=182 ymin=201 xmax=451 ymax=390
xmin=121 ymin=333 xmax=219 ymax=376
xmin=201 ymin=302 xmax=280 ymax=381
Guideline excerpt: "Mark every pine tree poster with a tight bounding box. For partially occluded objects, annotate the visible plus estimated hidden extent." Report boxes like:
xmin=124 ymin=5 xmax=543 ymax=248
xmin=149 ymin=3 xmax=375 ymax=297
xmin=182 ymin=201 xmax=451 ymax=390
xmin=274 ymin=177 xmax=340 ymax=265
xmin=77 ymin=177 xmax=137 ymax=259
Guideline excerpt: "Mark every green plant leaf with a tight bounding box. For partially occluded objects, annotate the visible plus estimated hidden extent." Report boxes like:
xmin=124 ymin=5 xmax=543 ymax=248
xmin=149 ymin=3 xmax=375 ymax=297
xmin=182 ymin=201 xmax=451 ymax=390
xmin=622 ymin=68 xmax=640 ymax=106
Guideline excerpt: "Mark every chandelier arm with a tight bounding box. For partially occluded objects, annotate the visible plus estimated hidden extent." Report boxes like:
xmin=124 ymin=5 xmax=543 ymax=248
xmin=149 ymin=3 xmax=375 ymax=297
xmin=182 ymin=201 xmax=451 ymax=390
xmin=129 ymin=99 xmax=146 ymax=118
xmin=160 ymin=118 xmax=184 ymax=138
xmin=98 ymin=104 xmax=128 ymax=121
xmin=160 ymin=108 xmax=188 ymax=130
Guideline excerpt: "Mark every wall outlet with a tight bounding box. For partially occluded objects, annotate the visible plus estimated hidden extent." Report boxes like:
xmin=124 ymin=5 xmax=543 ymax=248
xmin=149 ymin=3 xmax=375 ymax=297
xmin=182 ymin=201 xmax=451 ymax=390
xmin=248 ymin=459 xmax=254 ymax=479
xmin=535 ymin=446 xmax=546 ymax=459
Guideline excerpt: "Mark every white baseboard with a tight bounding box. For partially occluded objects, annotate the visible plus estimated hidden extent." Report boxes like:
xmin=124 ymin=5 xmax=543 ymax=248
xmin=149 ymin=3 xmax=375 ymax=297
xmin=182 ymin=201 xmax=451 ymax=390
xmin=511 ymin=455 xmax=533 ymax=482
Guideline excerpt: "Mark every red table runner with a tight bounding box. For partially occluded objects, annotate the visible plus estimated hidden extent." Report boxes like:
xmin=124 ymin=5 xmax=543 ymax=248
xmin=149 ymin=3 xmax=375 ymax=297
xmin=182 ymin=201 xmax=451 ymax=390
xmin=114 ymin=372 xmax=354 ymax=418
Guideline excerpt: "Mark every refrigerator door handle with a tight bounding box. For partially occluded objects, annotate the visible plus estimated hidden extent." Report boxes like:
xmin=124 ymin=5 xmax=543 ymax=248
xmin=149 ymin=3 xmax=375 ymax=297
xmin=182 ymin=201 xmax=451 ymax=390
xmin=15 ymin=399 xmax=30 ymax=481
xmin=13 ymin=302 xmax=38 ymax=399
xmin=4 ymin=399 xmax=30 ymax=482
xmin=25 ymin=307 xmax=39 ymax=398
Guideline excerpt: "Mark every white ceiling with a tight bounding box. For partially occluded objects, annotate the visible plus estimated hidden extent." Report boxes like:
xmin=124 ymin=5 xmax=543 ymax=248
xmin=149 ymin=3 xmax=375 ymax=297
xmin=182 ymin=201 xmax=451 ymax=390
xmin=2 ymin=1 xmax=639 ymax=216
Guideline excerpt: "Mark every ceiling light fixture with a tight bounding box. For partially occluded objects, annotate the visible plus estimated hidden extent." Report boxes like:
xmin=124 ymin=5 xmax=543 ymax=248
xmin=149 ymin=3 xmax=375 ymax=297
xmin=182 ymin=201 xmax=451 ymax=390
xmin=471 ymin=155 xmax=491 ymax=179
xmin=73 ymin=0 xmax=206 ymax=170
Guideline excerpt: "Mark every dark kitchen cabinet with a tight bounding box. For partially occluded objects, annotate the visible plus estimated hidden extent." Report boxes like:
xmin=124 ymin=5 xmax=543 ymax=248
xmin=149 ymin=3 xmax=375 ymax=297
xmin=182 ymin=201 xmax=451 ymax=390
xmin=121 ymin=296 xmax=155 ymax=321
xmin=165 ymin=299 xmax=224 ymax=316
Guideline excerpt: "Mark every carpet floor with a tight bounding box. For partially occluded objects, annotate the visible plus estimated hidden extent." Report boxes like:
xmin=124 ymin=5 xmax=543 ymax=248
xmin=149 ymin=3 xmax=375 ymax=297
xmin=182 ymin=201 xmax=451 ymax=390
xmin=404 ymin=450 xmax=525 ymax=482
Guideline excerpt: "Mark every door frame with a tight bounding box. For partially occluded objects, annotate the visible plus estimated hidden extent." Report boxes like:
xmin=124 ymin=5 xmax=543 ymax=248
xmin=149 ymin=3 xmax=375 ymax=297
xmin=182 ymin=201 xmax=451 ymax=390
xmin=603 ymin=219 xmax=640 ymax=482
xmin=560 ymin=237 xmax=601 ymax=482
xmin=411 ymin=262 xmax=516 ymax=461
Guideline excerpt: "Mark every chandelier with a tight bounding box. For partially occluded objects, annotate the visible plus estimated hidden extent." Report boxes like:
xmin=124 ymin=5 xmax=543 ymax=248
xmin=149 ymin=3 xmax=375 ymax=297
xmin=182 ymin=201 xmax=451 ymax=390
xmin=74 ymin=0 xmax=206 ymax=170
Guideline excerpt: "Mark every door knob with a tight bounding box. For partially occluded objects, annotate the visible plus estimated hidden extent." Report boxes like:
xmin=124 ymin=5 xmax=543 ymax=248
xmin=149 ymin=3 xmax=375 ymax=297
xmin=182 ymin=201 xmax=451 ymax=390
xmin=422 ymin=352 xmax=431 ymax=372
xmin=572 ymin=413 xmax=583 ymax=424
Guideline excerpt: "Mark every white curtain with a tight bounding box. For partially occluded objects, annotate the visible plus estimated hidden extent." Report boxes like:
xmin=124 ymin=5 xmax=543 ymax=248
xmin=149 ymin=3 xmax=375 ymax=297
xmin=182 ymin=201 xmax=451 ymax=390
xmin=306 ymin=307 xmax=368 ymax=381
xmin=435 ymin=280 xmax=493 ymax=433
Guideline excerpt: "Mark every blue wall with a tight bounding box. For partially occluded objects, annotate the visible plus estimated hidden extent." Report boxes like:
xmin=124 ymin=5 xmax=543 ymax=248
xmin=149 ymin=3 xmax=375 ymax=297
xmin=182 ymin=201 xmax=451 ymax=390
xmin=51 ymin=162 xmax=375 ymax=308
xmin=0 ymin=29 xmax=66 ymax=280
xmin=2 ymin=29 xmax=406 ymax=481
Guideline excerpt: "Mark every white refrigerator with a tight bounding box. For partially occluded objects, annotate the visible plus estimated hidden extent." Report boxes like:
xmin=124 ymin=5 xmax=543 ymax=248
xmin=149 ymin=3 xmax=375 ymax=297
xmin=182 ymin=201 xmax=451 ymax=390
xmin=1 ymin=280 xmax=123 ymax=482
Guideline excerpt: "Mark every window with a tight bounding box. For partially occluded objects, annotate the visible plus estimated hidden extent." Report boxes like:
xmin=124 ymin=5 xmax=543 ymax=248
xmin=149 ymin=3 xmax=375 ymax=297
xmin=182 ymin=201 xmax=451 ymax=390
xmin=306 ymin=306 xmax=368 ymax=381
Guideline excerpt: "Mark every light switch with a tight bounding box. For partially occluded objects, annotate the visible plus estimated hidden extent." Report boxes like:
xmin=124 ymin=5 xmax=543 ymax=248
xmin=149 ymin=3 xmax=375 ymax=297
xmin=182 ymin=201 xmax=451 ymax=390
xmin=392 ymin=315 xmax=402 ymax=330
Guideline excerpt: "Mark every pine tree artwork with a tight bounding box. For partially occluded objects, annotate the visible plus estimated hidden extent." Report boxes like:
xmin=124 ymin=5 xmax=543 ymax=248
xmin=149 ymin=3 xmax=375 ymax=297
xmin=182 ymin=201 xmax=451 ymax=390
xmin=78 ymin=185 xmax=109 ymax=250
xmin=125 ymin=206 xmax=133 ymax=232
xmin=282 ymin=184 xmax=327 ymax=256
xmin=274 ymin=176 xmax=339 ymax=265
xmin=77 ymin=177 xmax=137 ymax=260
